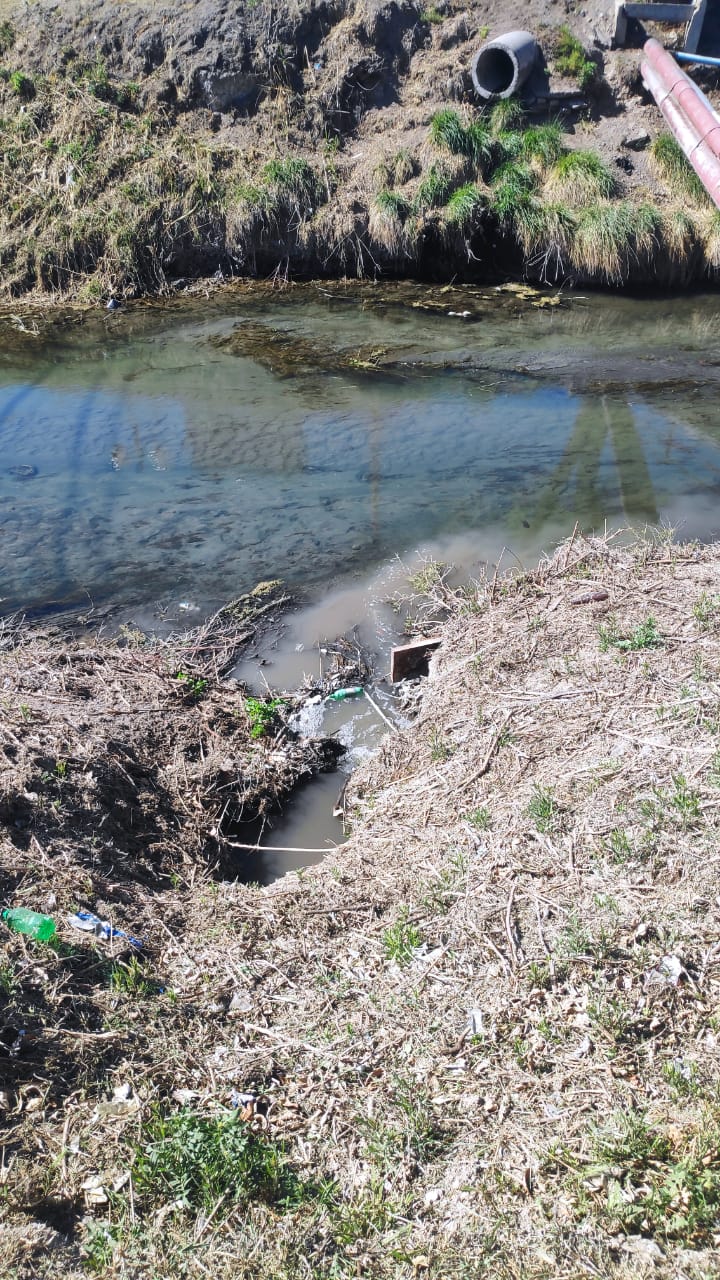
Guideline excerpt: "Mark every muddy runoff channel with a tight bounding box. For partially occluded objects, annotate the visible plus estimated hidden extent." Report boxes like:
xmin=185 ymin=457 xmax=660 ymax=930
xmin=3 ymin=280 xmax=720 ymax=882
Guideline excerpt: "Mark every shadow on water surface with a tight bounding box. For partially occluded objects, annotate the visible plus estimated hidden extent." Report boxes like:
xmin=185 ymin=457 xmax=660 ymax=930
xmin=2 ymin=291 xmax=720 ymax=618
xmin=524 ymin=394 xmax=662 ymax=533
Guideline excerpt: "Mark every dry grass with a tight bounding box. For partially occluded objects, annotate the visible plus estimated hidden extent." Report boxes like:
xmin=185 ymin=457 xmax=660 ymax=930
xmin=4 ymin=532 xmax=720 ymax=1277
xmin=0 ymin=57 xmax=719 ymax=296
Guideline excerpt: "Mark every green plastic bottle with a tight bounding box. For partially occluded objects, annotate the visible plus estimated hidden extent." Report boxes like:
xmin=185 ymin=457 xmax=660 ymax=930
xmin=2 ymin=907 xmax=56 ymax=941
xmin=326 ymin=686 xmax=364 ymax=702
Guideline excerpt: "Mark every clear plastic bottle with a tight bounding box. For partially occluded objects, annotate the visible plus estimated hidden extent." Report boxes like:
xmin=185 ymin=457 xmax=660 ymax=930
xmin=2 ymin=907 xmax=56 ymax=941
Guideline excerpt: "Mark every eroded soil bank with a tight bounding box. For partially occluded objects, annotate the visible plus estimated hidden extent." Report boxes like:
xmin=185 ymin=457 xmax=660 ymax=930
xmin=0 ymin=1 xmax=719 ymax=296
xmin=3 ymin=533 xmax=720 ymax=1278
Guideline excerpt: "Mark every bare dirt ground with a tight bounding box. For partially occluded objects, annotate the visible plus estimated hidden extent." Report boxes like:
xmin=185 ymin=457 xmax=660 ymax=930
xmin=2 ymin=0 xmax=706 ymax=192
xmin=4 ymin=532 xmax=720 ymax=1277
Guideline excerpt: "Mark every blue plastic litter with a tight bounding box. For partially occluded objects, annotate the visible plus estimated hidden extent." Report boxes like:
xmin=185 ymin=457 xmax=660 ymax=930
xmin=67 ymin=910 xmax=143 ymax=949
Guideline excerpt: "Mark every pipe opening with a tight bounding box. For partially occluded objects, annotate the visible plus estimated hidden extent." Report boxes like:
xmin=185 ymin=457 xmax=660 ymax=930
xmin=474 ymin=47 xmax=517 ymax=96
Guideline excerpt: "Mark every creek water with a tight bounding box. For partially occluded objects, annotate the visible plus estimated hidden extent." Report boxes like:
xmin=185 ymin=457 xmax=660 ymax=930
xmin=3 ymin=282 xmax=720 ymax=879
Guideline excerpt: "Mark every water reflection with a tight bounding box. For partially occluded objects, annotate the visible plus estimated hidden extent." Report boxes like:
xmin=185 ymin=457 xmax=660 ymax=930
xmin=1 ymin=290 xmax=720 ymax=616
xmin=525 ymin=394 xmax=661 ymax=532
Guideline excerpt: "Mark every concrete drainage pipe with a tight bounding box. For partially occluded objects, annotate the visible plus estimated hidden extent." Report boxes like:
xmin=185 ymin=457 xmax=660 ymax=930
xmin=471 ymin=31 xmax=538 ymax=101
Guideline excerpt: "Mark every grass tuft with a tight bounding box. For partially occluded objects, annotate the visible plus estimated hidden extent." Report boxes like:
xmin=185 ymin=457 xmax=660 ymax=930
xmin=521 ymin=123 xmax=566 ymax=170
xmin=369 ymin=190 xmax=412 ymax=255
xmin=547 ymin=149 xmax=615 ymax=204
xmin=374 ymin=188 xmax=411 ymax=220
xmin=587 ymin=1109 xmax=720 ymax=1245
xmin=651 ymin=133 xmax=709 ymax=206
xmin=571 ymin=201 xmax=635 ymax=282
xmin=494 ymin=129 xmax=525 ymax=163
xmin=443 ymin=182 xmax=484 ymax=228
xmin=490 ymin=161 xmax=538 ymax=214
xmin=262 ymin=157 xmax=321 ymax=216
xmin=414 ymin=163 xmax=453 ymax=210
xmin=110 ymin=955 xmax=158 ymax=997
xmin=391 ymin=147 xmax=416 ymax=185
xmin=661 ymin=206 xmax=698 ymax=266
xmin=599 ymin=614 xmax=663 ymax=652
xmin=699 ymin=207 xmax=720 ymax=268
xmin=383 ymin=907 xmax=422 ymax=964
xmin=429 ymin=109 xmax=493 ymax=168
xmin=429 ymin=108 xmax=467 ymax=155
xmin=489 ymin=98 xmax=524 ymax=136
xmin=464 ymin=119 xmax=494 ymax=167
xmin=9 ymin=69 xmax=34 ymax=100
xmin=527 ymin=784 xmax=560 ymax=834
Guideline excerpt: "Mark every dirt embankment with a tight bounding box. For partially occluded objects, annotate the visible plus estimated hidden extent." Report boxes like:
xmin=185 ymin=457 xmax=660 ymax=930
xmin=4 ymin=533 xmax=720 ymax=1278
xmin=0 ymin=0 xmax=718 ymax=296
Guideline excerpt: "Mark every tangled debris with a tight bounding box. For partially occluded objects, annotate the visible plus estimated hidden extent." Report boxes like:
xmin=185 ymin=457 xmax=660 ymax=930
xmin=0 ymin=586 xmax=343 ymax=896
xmin=4 ymin=532 xmax=720 ymax=1278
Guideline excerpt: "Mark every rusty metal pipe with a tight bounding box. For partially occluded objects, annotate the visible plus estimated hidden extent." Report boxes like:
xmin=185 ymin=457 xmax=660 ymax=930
xmin=638 ymin=53 xmax=717 ymax=208
xmin=642 ymin=58 xmax=720 ymax=155
xmin=644 ymin=38 xmax=720 ymax=146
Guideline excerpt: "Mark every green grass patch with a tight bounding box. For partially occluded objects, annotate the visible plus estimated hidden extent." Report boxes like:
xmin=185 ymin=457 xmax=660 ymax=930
xmin=429 ymin=108 xmax=467 ymax=154
xmin=521 ymin=123 xmax=565 ymax=170
xmin=132 ymin=1107 xmax=306 ymax=1213
xmin=444 ymin=182 xmax=484 ymax=227
xmin=245 ymin=695 xmax=285 ymax=739
xmin=488 ymin=98 xmax=524 ymax=136
xmin=490 ymin=161 xmax=538 ymax=223
xmin=641 ymin=774 xmax=701 ymax=831
xmin=467 ymin=805 xmax=492 ymax=831
xmin=553 ymin=25 xmax=597 ymax=90
xmin=82 ymin=1221 xmax=119 ymax=1273
xmin=383 ymin=907 xmax=422 ymax=964
xmin=262 ymin=157 xmax=321 ymax=213
xmin=9 ymin=69 xmax=34 ymax=100
xmin=329 ymin=1179 xmax=407 ymax=1249
xmin=173 ymin=670 xmax=209 ymax=700
xmin=585 ymin=1109 xmax=720 ymax=1245
xmin=493 ymin=128 xmax=524 ymax=162
xmin=429 ymin=109 xmax=493 ymax=168
xmin=110 ymin=955 xmax=159 ymax=998
xmin=693 ymin=590 xmax=720 ymax=630
xmin=414 ymin=163 xmax=453 ymax=210
xmin=555 ymin=911 xmax=593 ymax=958
xmin=374 ymin=187 xmax=411 ymax=219
xmin=599 ymin=614 xmax=663 ymax=652
xmin=526 ymin=784 xmax=559 ymax=834
xmin=606 ymin=828 xmax=633 ymax=864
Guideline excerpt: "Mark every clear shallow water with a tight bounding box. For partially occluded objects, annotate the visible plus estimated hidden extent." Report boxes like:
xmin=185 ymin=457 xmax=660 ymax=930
xmin=2 ymin=285 xmax=720 ymax=620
